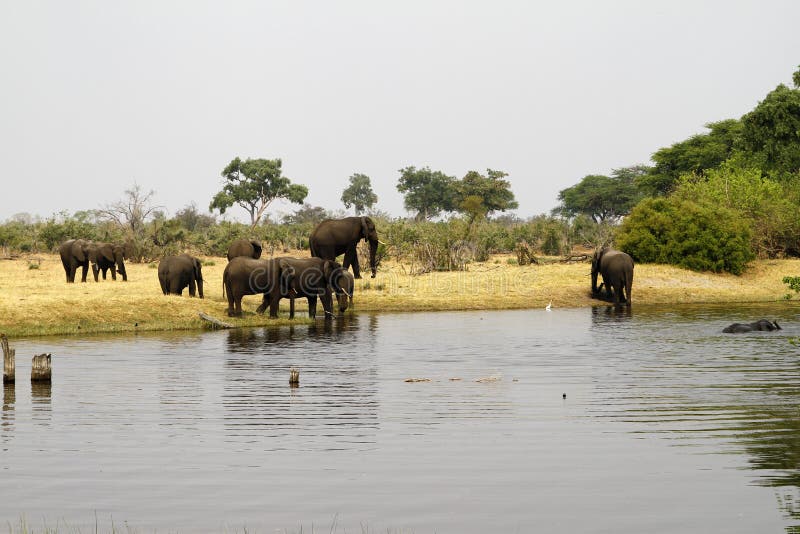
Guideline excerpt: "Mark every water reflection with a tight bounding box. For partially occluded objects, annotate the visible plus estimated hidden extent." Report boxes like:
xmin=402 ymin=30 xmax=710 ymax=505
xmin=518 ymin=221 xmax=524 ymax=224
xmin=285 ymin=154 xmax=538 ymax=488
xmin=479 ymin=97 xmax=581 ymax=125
xmin=222 ymin=318 xmax=379 ymax=451
xmin=2 ymin=383 xmax=13 ymax=443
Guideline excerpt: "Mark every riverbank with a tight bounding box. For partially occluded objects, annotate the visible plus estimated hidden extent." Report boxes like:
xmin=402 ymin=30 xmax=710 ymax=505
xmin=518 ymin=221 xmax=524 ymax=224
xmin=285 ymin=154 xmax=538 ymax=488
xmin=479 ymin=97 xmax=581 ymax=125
xmin=1 ymin=253 xmax=799 ymax=337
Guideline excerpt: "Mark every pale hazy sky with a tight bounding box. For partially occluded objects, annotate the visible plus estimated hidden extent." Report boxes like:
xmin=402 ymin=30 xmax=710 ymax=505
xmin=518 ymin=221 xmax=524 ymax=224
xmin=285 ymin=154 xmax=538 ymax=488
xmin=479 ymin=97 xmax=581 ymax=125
xmin=1 ymin=1 xmax=798 ymax=223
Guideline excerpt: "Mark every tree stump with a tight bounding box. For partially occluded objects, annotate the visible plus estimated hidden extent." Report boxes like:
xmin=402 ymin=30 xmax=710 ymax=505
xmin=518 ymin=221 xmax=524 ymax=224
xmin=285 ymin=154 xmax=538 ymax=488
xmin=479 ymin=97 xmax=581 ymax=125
xmin=31 ymin=353 xmax=51 ymax=382
xmin=1 ymin=334 xmax=14 ymax=384
xmin=289 ymin=368 xmax=299 ymax=387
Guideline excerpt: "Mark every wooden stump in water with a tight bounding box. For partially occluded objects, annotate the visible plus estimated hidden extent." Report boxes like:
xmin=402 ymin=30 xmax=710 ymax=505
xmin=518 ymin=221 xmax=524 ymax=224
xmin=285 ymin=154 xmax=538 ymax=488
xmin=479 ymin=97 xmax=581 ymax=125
xmin=31 ymin=353 xmax=51 ymax=382
xmin=289 ymin=368 xmax=299 ymax=387
xmin=1 ymin=334 xmax=14 ymax=384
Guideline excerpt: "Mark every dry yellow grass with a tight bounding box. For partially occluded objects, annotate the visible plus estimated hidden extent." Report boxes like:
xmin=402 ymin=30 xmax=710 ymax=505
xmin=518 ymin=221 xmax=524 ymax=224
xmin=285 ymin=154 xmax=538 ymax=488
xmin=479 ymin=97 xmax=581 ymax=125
xmin=1 ymin=252 xmax=799 ymax=337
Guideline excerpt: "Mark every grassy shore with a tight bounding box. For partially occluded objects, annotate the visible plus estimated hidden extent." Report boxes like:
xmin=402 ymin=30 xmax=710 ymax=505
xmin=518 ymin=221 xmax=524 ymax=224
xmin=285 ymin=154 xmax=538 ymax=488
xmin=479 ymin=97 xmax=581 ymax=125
xmin=1 ymin=252 xmax=799 ymax=337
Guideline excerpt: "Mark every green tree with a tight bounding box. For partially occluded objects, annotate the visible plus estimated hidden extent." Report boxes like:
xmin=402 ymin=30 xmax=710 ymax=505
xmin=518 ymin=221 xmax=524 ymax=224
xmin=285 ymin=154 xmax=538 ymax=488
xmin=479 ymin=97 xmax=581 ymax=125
xmin=454 ymin=169 xmax=518 ymax=222
xmin=341 ymin=173 xmax=378 ymax=214
xmin=209 ymin=157 xmax=308 ymax=227
xmin=282 ymin=204 xmax=332 ymax=225
xmin=638 ymin=120 xmax=743 ymax=196
xmin=615 ymin=196 xmax=754 ymax=274
xmin=741 ymin=81 xmax=800 ymax=178
xmin=396 ymin=166 xmax=457 ymax=220
xmin=555 ymin=166 xmax=644 ymax=222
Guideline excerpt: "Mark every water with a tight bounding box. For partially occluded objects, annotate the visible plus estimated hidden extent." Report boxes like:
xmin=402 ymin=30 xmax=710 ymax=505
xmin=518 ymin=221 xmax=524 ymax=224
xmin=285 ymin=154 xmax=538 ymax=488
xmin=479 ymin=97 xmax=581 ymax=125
xmin=2 ymin=304 xmax=800 ymax=533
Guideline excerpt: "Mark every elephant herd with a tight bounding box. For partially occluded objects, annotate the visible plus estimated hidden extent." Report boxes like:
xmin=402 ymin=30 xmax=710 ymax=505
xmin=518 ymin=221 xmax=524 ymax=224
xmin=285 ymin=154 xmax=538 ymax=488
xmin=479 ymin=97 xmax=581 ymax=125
xmin=58 ymin=239 xmax=128 ymax=283
xmin=56 ymin=223 xmax=781 ymax=330
xmin=58 ymin=217 xmax=378 ymax=321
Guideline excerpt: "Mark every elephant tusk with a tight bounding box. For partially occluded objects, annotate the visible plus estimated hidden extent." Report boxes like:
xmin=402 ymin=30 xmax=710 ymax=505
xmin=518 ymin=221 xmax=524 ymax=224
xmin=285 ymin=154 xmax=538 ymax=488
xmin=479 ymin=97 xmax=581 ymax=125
xmin=341 ymin=289 xmax=352 ymax=298
xmin=377 ymin=240 xmax=388 ymax=245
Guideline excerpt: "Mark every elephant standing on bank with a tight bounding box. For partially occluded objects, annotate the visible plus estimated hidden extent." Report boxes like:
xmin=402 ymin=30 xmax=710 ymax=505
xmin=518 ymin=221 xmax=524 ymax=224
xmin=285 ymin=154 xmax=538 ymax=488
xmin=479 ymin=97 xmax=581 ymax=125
xmin=59 ymin=239 xmax=92 ymax=283
xmin=223 ymin=257 xmax=283 ymax=317
xmin=278 ymin=258 xmax=353 ymax=319
xmin=158 ymin=254 xmax=204 ymax=298
xmin=89 ymin=242 xmax=128 ymax=282
xmin=591 ymin=248 xmax=634 ymax=306
xmin=309 ymin=216 xmax=378 ymax=278
xmin=227 ymin=238 xmax=262 ymax=261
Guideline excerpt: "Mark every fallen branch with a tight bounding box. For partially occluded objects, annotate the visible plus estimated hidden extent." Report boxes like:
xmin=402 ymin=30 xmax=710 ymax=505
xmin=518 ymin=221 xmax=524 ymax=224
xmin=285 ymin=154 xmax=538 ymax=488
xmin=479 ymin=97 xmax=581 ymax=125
xmin=198 ymin=312 xmax=235 ymax=329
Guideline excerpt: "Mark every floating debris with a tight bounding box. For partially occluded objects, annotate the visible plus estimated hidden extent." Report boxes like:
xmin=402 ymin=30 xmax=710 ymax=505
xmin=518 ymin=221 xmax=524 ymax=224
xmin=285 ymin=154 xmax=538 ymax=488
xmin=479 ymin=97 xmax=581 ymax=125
xmin=475 ymin=374 xmax=502 ymax=383
xmin=404 ymin=378 xmax=431 ymax=383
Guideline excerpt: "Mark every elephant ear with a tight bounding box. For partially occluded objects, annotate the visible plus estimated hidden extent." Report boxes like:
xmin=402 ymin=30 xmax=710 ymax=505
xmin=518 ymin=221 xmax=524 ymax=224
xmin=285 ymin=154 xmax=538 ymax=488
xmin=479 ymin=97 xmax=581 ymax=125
xmin=361 ymin=217 xmax=369 ymax=242
xmin=102 ymin=247 xmax=114 ymax=263
xmin=250 ymin=240 xmax=262 ymax=259
xmin=76 ymin=242 xmax=89 ymax=262
xmin=279 ymin=259 xmax=295 ymax=293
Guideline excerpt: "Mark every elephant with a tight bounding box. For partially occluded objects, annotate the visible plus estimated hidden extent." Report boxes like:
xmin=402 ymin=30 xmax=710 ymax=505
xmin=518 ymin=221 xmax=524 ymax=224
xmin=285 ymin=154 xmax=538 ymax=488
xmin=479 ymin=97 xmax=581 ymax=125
xmin=227 ymin=238 xmax=263 ymax=261
xmin=89 ymin=242 xmax=128 ymax=282
xmin=591 ymin=248 xmax=634 ymax=306
xmin=723 ymin=319 xmax=781 ymax=333
xmin=158 ymin=254 xmax=204 ymax=298
xmin=58 ymin=239 xmax=92 ymax=283
xmin=223 ymin=257 xmax=286 ymax=317
xmin=279 ymin=258 xmax=354 ymax=319
xmin=309 ymin=216 xmax=379 ymax=278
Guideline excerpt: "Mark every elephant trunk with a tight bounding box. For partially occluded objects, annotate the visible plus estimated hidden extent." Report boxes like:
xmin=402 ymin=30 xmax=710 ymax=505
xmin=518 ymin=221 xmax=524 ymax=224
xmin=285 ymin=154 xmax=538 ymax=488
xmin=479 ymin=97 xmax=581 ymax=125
xmin=116 ymin=259 xmax=127 ymax=282
xmin=368 ymin=239 xmax=378 ymax=278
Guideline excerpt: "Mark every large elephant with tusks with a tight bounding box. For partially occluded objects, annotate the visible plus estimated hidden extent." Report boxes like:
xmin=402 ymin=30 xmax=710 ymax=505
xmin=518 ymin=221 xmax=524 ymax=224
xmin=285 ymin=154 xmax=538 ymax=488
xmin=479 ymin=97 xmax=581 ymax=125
xmin=591 ymin=248 xmax=634 ymax=306
xmin=309 ymin=217 xmax=379 ymax=278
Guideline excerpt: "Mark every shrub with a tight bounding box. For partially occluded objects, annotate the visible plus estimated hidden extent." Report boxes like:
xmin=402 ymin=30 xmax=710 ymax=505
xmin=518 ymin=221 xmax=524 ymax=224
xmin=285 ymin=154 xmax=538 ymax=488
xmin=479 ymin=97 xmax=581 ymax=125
xmin=616 ymin=197 xmax=754 ymax=274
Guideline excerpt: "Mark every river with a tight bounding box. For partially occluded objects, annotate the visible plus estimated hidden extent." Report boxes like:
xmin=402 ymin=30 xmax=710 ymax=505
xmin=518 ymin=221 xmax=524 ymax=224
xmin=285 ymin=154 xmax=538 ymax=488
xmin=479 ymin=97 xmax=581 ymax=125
xmin=2 ymin=304 xmax=799 ymax=533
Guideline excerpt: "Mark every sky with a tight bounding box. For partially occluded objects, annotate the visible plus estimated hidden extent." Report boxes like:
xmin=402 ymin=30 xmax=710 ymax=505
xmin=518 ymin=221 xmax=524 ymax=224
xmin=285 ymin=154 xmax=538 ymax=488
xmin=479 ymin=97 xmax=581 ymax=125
xmin=1 ymin=1 xmax=799 ymax=223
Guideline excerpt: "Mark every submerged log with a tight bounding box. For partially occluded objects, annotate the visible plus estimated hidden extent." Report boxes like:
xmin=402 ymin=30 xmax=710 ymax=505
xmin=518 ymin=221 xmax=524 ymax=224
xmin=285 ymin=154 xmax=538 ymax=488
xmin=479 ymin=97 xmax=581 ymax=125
xmin=198 ymin=311 xmax=235 ymax=329
xmin=31 ymin=353 xmax=51 ymax=382
xmin=289 ymin=368 xmax=299 ymax=387
xmin=1 ymin=334 xmax=14 ymax=384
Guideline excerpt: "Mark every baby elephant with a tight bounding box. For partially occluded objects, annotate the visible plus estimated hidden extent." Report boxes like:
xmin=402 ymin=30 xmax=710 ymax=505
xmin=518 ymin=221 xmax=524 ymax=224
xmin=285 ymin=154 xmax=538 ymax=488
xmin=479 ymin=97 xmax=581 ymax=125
xmin=723 ymin=319 xmax=781 ymax=333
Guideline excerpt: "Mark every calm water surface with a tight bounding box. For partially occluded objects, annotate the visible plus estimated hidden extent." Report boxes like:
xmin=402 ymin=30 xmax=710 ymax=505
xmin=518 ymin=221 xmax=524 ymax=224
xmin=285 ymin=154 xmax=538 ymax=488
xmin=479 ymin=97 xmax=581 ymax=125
xmin=2 ymin=305 xmax=800 ymax=533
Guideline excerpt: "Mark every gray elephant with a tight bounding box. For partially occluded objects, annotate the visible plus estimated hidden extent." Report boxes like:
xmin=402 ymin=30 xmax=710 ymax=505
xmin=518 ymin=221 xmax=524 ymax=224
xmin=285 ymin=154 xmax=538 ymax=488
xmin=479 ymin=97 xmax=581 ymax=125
xmin=591 ymin=248 xmax=634 ymax=306
xmin=223 ymin=257 xmax=283 ymax=317
xmin=89 ymin=242 xmax=128 ymax=282
xmin=227 ymin=238 xmax=262 ymax=261
xmin=158 ymin=254 xmax=204 ymax=298
xmin=723 ymin=319 xmax=781 ymax=333
xmin=279 ymin=258 xmax=353 ymax=319
xmin=58 ymin=239 xmax=92 ymax=283
xmin=309 ymin=216 xmax=379 ymax=278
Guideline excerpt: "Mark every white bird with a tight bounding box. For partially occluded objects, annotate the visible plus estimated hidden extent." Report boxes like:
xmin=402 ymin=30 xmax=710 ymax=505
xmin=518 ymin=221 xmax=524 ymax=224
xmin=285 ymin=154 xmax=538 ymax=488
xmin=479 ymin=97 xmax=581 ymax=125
xmin=545 ymin=301 xmax=552 ymax=311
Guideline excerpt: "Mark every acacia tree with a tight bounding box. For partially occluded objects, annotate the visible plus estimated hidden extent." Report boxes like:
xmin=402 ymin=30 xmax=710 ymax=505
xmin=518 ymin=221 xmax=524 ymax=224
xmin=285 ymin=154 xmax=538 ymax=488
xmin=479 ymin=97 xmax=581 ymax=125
xmin=341 ymin=173 xmax=378 ymax=214
xmin=555 ymin=166 xmax=644 ymax=222
xmin=454 ymin=169 xmax=518 ymax=223
xmin=209 ymin=157 xmax=308 ymax=227
xmin=97 ymin=184 xmax=160 ymax=234
xmin=396 ymin=166 xmax=456 ymax=220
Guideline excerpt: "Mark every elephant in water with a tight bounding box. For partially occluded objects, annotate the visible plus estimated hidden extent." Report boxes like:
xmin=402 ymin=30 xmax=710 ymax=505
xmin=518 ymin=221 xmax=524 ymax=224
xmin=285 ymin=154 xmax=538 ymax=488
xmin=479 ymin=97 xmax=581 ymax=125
xmin=723 ymin=319 xmax=781 ymax=333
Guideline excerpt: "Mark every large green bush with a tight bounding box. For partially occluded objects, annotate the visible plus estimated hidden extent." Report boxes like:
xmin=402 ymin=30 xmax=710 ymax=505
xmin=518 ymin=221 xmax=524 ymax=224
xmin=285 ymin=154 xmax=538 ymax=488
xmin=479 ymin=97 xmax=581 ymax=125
xmin=616 ymin=197 xmax=754 ymax=274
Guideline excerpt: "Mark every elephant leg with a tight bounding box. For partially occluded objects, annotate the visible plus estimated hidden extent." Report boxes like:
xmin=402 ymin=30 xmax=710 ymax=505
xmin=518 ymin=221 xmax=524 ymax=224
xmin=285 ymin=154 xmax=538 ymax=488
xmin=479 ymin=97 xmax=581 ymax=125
xmin=344 ymin=247 xmax=361 ymax=279
xmin=66 ymin=263 xmax=76 ymax=283
xmin=159 ymin=275 xmax=168 ymax=295
xmin=289 ymin=297 xmax=295 ymax=319
xmin=235 ymin=296 xmax=244 ymax=317
xmin=320 ymin=290 xmax=333 ymax=320
xmin=109 ymin=267 xmax=116 ymax=281
xmin=168 ymin=279 xmax=183 ymax=295
xmin=307 ymin=295 xmax=317 ymax=319
xmin=188 ymin=278 xmax=197 ymax=297
xmin=255 ymin=293 xmax=268 ymax=314
xmin=269 ymin=294 xmax=280 ymax=318
xmin=80 ymin=263 xmax=89 ymax=283
xmin=92 ymin=264 xmax=100 ymax=282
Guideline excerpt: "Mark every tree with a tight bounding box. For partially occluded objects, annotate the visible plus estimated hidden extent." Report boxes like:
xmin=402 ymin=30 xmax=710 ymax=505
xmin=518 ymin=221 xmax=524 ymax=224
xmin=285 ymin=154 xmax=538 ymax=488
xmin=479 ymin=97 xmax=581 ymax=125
xmin=282 ymin=204 xmax=332 ymax=225
xmin=341 ymin=173 xmax=378 ymax=214
xmin=638 ymin=120 xmax=743 ymax=196
xmin=615 ymin=196 xmax=754 ymax=275
xmin=209 ymin=157 xmax=308 ymax=227
xmin=396 ymin=166 xmax=457 ymax=220
xmin=741 ymin=81 xmax=800 ymax=178
xmin=174 ymin=203 xmax=216 ymax=232
xmin=453 ymin=169 xmax=518 ymax=222
xmin=555 ymin=167 xmax=644 ymax=222
xmin=97 ymin=184 xmax=160 ymax=234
